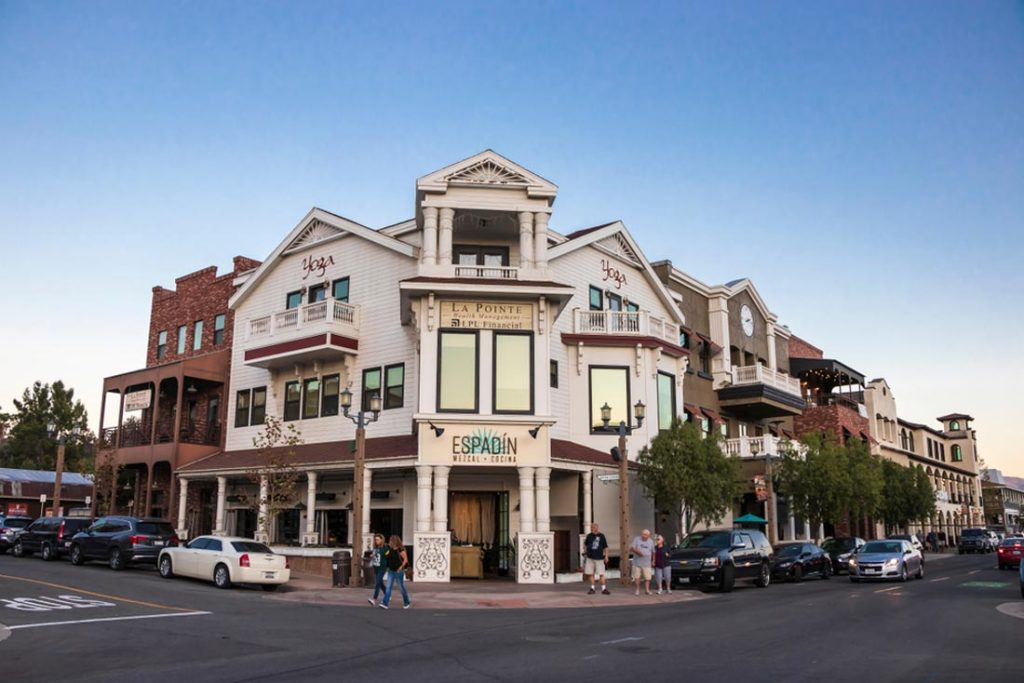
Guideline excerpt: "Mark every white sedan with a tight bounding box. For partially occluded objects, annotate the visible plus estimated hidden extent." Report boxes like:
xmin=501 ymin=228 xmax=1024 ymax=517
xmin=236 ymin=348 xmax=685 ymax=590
xmin=158 ymin=535 xmax=290 ymax=591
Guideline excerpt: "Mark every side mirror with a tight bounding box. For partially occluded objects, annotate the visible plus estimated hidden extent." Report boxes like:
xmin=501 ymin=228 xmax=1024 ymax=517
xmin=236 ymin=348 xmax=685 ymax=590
xmin=904 ymin=549 xmax=913 ymax=555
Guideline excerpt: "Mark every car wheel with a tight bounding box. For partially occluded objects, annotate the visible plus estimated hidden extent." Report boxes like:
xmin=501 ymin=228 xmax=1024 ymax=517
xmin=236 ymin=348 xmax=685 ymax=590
xmin=792 ymin=565 xmax=803 ymax=583
xmin=899 ymin=565 xmax=908 ymax=582
xmin=850 ymin=576 xmax=859 ymax=583
xmin=109 ymin=547 xmax=125 ymax=571
xmin=159 ymin=555 xmax=174 ymax=579
xmin=917 ymin=562 xmax=924 ymax=580
xmin=214 ymin=564 xmax=232 ymax=589
xmin=261 ymin=584 xmax=279 ymax=592
xmin=822 ymin=562 xmax=831 ymax=580
xmin=12 ymin=539 xmax=25 ymax=558
xmin=755 ymin=562 xmax=771 ymax=588
xmin=70 ymin=544 xmax=85 ymax=565
xmin=40 ymin=542 xmax=54 ymax=561
xmin=718 ymin=564 xmax=735 ymax=592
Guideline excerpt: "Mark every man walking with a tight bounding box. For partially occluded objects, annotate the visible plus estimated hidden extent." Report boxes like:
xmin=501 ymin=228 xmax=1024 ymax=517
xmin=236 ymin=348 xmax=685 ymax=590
xmin=583 ymin=523 xmax=610 ymax=595
xmin=368 ymin=533 xmax=387 ymax=606
xmin=631 ymin=528 xmax=656 ymax=596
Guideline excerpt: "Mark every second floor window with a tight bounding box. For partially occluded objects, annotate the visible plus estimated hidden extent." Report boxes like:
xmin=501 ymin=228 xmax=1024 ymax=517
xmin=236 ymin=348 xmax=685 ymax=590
xmin=362 ymin=368 xmax=381 ymax=412
xmin=193 ymin=320 xmax=203 ymax=350
xmin=235 ymin=390 xmax=251 ymax=428
xmin=493 ymin=333 xmax=532 ymax=413
xmin=952 ymin=445 xmax=963 ymax=462
xmin=321 ymin=374 xmax=340 ymax=416
xmin=589 ymin=286 xmax=603 ymax=311
xmin=589 ymin=366 xmax=629 ymax=433
xmin=439 ymin=331 xmax=478 ymax=412
xmin=303 ymin=378 xmax=321 ymax=419
xmin=284 ymin=381 xmax=301 ymax=421
xmin=657 ymin=372 xmax=674 ymax=432
xmin=384 ymin=364 xmax=404 ymax=410
xmin=286 ymin=291 xmax=302 ymax=309
xmin=177 ymin=325 xmax=187 ymax=354
xmin=251 ymin=387 xmax=266 ymax=425
xmin=699 ymin=341 xmax=711 ymax=374
xmin=332 ymin=277 xmax=350 ymax=302
xmin=308 ymin=283 xmax=327 ymax=303
xmin=156 ymin=330 xmax=167 ymax=359
xmin=214 ymin=314 xmax=226 ymax=345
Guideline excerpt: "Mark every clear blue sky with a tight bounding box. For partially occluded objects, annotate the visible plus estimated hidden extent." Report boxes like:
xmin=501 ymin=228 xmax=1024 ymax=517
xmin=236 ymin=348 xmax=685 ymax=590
xmin=1 ymin=2 xmax=1021 ymax=473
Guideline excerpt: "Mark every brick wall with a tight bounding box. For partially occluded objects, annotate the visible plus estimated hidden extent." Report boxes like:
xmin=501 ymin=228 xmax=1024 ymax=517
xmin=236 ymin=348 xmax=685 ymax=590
xmin=793 ymin=404 xmax=870 ymax=443
xmin=146 ymin=256 xmax=260 ymax=368
xmin=788 ymin=334 xmax=824 ymax=360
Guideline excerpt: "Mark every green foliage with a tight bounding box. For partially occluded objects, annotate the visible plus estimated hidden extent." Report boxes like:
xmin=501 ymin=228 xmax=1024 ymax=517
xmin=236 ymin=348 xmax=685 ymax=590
xmin=1 ymin=381 xmax=94 ymax=473
xmin=846 ymin=438 xmax=885 ymax=524
xmin=246 ymin=416 xmax=303 ymax=536
xmin=879 ymin=461 xmax=935 ymax=530
xmin=776 ymin=432 xmax=852 ymax=530
xmin=637 ymin=420 xmax=740 ymax=533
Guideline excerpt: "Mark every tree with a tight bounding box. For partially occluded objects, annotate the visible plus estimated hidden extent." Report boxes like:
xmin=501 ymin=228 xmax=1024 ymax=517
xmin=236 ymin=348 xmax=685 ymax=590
xmin=637 ymin=419 xmax=740 ymax=536
xmin=879 ymin=460 xmax=917 ymax=531
xmin=846 ymin=438 xmax=885 ymax=532
xmin=91 ymin=448 xmax=124 ymax=515
xmin=244 ymin=416 xmax=303 ymax=542
xmin=909 ymin=465 xmax=937 ymax=526
xmin=2 ymin=381 xmax=94 ymax=473
xmin=776 ymin=432 xmax=852 ymax=533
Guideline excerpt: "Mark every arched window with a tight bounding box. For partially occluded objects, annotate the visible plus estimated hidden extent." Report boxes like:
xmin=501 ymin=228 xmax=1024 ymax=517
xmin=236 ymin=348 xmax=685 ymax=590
xmin=952 ymin=445 xmax=963 ymax=462
xmin=901 ymin=429 xmax=909 ymax=450
xmin=908 ymin=432 xmax=916 ymax=452
xmin=950 ymin=420 xmax=960 ymax=431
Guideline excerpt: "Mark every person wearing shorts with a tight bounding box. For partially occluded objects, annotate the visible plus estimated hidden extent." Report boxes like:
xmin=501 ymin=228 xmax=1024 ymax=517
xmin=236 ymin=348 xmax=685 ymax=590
xmin=631 ymin=529 xmax=656 ymax=595
xmin=583 ymin=523 xmax=610 ymax=595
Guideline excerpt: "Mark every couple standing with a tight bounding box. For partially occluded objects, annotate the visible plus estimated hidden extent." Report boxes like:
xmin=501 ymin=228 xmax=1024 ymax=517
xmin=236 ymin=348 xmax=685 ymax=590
xmin=368 ymin=534 xmax=411 ymax=609
xmin=583 ymin=524 xmax=671 ymax=595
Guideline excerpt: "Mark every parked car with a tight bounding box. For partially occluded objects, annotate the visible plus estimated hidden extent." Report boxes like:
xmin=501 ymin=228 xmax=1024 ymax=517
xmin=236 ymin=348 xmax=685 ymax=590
xmin=821 ymin=536 xmax=865 ymax=574
xmin=849 ymin=539 xmax=924 ymax=582
xmin=1020 ymin=558 xmax=1024 ymax=600
xmin=12 ymin=516 xmax=93 ymax=560
xmin=997 ymin=537 xmax=1024 ymax=570
xmin=668 ymin=529 xmax=773 ymax=592
xmin=0 ymin=516 xmax=35 ymax=554
xmin=158 ymin=536 xmax=290 ymax=591
xmin=958 ymin=528 xmax=997 ymax=554
xmin=771 ymin=542 xmax=831 ymax=582
xmin=69 ymin=516 xmax=178 ymax=569
xmin=887 ymin=534 xmax=925 ymax=563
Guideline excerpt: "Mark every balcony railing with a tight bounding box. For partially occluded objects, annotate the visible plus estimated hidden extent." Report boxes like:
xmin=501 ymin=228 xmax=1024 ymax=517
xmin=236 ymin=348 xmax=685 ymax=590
xmin=731 ymin=364 xmax=802 ymax=397
xmin=723 ymin=434 xmax=806 ymax=459
xmin=248 ymin=298 xmax=360 ymax=340
xmin=454 ymin=265 xmax=519 ymax=280
xmin=573 ymin=309 xmax=681 ymax=345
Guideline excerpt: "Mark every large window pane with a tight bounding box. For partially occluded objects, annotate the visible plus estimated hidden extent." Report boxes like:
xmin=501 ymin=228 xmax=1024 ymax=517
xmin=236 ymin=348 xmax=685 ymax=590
xmin=384 ymin=364 xmax=404 ymax=410
xmin=494 ymin=333 xmax=532 ymax=413
xmin=235 ymin=390 xmax=251 ymax=428
xmin=332 ymin=277 xmax=350 ymax=302
xmin=213 ymin=314 xmax=226 ymax=345
xmin=193 ymin=320 xmax=204 ymax=350
xmin=439 ymin=332 xmax=478 ymax=412
xmin=657 ymin=372 xmax=674 ymax=431
xmin=177 ymin=325 xmax=187 ymax=354
xmin=303 ymin=378 xmax=320 ymax=419
xmin=284 ymin=382 xmax=301 ymax=421
xmin=251 ymin=387 xmax=267 ymax=425
xmin=362 ymin=368 xmax=381 ymax=412
xmin=321 ymin=375 xmax=340 ymax=416
xmin=589 ymin=367 xmax=629 ymax=432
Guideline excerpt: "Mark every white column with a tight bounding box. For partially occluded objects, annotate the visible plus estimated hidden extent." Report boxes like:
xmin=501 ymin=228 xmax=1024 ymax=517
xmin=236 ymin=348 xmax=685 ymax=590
xmin=582 ymin=470 xmax=593 ymax=532
xmin=803 ymin=521 xmax=811 ymax=540
xmin=176 ymin=478 xmax=189 ymax=537
xmin=787 ymin=508 xmax=796 ymax=542
xmin=432 ymin=465 xmax=450 ymax=532
xmin=438 ymin=208 xmax=454 ymax=266
xmin=519 ymin=466 xmax=536 ymax=533
xmin=416 ymin=465 xmax=433 ymax=532
xmin=303 ymin=471 xmax=318 ymax=546
xmin=518 ymin=211 xmax=534 ymax=269
xmin=535 ymin=467 xmax=551 ymax=533
xmin=533 ymin=212 xmax=549 ymax=269
xmin=766 ymin=322 xmax=778 ymax=370
xmin=817 ymin=523 xmax=825 ymax=541
xmin=214 ymin=476 xmax=227 ymax=536
xmin=256 ymin=475 xmax=270 ymax=543
xmin=422 ymin=206 xmax=438 ymax=266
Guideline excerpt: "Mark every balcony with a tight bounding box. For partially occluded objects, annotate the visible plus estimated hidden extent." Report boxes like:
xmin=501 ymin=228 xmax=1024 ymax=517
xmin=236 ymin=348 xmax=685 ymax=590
xmin=243 ymin=298 xmax=360 ymax=369
xmin=723 ymin=434 xmax=806 ymax=459
xmin=453 ymin=265 xmax=519 ymax=280
xmin=572 ymin=309 xmax=680 ymax=345
xmin=717 ymin=364 xmax=806 ymax=419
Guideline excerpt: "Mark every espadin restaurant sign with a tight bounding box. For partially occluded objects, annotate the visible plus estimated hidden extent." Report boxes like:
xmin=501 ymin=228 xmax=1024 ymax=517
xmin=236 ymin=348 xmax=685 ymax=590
xmin=418 ymin=422 xmax=548 ymax=466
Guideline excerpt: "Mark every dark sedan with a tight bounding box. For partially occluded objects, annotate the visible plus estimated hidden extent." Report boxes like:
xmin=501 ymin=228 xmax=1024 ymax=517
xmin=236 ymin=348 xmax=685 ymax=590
xmin=821 ymin=536 xmax=865 ymax=574
xmin=771 ymin=542 xmax=831 ymax=582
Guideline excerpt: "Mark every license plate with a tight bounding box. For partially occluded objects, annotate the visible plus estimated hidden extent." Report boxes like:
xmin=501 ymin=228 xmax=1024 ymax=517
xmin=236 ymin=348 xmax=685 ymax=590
xmin=864 ymin=568 xmax=879 ymax=574
xmin=153 ymin=541 xmax=164 ymax=546
xmin=64 ymin=541 xmax=72 ymax=547
xmin=264 ymin=572 xmax=276 ymax=579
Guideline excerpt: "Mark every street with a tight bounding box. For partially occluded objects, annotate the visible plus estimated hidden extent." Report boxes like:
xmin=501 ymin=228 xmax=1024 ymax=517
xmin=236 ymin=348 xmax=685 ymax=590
xmin=1 ymin=552 xmax=1022 ymax=682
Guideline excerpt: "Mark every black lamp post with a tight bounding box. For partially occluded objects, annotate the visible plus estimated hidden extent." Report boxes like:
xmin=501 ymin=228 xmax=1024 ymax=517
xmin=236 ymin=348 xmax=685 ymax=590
xmin=340 ymin=387 xmax=380 ymax=587
xmin=47 ymin=421 xmax=81 ymax=517
xmin=597 ymin=400 xmax=645 ymax=586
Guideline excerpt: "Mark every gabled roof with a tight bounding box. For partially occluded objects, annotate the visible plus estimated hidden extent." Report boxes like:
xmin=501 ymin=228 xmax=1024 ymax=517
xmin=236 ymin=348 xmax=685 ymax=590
xmin=230 ymin=207 xmax=418 ymax=309
xmin=937 ymin=413 xmax=974 ymax=422
xmin=416 ymin=149 xmax=558 ymax=199
xmin=710 ymin=277 xmax=777 ymax=325
xmin=548 ymin=221 xmax=685 ymax=325
xmin=0 ymin=468 xmax=93 ymax=486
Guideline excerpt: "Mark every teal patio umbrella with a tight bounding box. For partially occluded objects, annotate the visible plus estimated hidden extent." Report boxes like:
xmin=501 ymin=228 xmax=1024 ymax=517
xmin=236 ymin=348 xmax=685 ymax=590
xmin=734 ymin=513 xmax=767 ymax=524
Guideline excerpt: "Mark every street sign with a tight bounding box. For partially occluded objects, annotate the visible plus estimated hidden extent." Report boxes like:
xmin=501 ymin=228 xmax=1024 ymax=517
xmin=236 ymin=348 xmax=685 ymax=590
xmin=597 ymin=474 xmax=620 ymax=482
xmin=39 ymin=494 xmax=47 ymax=503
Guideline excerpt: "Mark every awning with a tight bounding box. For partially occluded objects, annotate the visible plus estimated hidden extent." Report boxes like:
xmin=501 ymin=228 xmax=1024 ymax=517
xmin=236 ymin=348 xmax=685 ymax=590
xmin=695 ymin=332 xmax=723 ymax=353
xmin=734 ymin=513 xmax=767 ymax=524
xmin=683 ymin=402 xmax=699 ymax=418
xmin=700 ymin=407 xmax=723 ymax=424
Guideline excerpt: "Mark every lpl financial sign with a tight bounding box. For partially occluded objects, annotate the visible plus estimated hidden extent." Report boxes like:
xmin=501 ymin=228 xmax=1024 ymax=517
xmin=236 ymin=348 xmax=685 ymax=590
xmin=439 ymin=301 xmax=533 ymax=330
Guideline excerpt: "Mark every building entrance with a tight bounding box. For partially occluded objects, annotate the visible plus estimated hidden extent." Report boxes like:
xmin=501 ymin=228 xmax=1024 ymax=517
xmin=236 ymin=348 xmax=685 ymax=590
xmin=449 ymin=491 xmax=512 ymax=578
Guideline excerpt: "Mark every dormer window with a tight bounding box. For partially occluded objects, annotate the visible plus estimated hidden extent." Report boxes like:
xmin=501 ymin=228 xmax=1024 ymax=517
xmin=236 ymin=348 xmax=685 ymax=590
xmin=949 ymin=420 xmax=960 ymax=431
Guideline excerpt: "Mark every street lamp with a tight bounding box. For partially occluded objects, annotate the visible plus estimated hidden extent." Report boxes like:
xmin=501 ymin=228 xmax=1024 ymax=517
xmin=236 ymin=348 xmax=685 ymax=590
xmin=340 ymin=387 xmax=380 ymax=587
xmin=597 ymin=400 xmax=645 ymax=586
xmin=47 ymin=421 xmax=81 ymax=517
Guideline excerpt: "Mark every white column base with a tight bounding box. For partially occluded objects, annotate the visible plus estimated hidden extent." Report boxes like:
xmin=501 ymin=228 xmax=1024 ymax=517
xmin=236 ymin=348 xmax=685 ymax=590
xmin=517 ymin=531 xmax=555 ymax=584
xmin=413 ymin=531 xmax=451 ymax=583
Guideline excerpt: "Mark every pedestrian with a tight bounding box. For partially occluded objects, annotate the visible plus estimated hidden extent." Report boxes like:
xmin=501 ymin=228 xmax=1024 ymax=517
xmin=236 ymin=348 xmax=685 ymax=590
xmin=926 ymin=531 xmax=938 ymax=554
xmin=652 ymin=534 xmax=671 ymax=595
xmin=630 ymin=529 xmax=656 ymax=596
xmin=368 ymin=533 xmax=387 ymax=606
xmin=583 ymin=523 xmax=611 ymax=595
xmin=380 ymin=535 xmax=410 ymax=610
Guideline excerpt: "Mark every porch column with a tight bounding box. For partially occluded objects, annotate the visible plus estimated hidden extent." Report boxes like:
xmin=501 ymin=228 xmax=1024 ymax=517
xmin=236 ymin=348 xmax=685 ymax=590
xmin=817 ymin=523 xmax=825 ymax=541
xmin=303 ymin=471 xmax=318 ymax=546
xmin=518 ymin=466 xmax=536 ymax=533
xmin=438 ymin=208 xmax=454 ymax=266
xmin=422 ymin=206 xmax=438 ymax=266
xmin=582 ymin=469 xmax=593 ymax=532
xmin=533 ymin=212 xmax=549 ymax=269
xmin=535 ymin=467 xmax=551 ymax=533
xmin=787 ymin=508 xmax=796 ymax=542
xmin=214 ymin=476 xmax=227 ymax=536
xmin=176 ymin=478 xmax=189 ymax=538
xmin=416 ymin=465 xmax=433 ymax=531
xmin=432 ymin=465 xmax=450 ymax=532
xmin=518 ymin=212 xmax=535 ymax=269
xmin=766 ymin=323 xmax=778 ymax=371
xmin=803 ymin=521 xmax=811 ymax=540
xmin=256 ymin=475 xmax=270 ymax=543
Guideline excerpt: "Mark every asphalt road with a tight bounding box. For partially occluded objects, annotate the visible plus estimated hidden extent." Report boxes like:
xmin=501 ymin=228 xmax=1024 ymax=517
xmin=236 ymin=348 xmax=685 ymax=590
xmin=1 ymin=551 xmax=1021 ymax=682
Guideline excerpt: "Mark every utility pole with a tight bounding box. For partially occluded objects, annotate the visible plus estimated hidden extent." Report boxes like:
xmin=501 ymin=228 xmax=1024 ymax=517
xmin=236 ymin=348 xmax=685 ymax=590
xmin=47 ymin=421 xmax=80 ymax=517
xmin=340 ymin=387 xmax=380 ymax=588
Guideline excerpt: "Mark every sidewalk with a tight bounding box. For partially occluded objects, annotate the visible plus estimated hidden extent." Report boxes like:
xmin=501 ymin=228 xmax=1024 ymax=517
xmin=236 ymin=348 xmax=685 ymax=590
xmin=271 ymin=573 xmax=711 ymax=610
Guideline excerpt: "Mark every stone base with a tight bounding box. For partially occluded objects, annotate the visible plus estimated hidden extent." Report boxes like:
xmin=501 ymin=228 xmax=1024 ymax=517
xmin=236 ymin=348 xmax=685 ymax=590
xmin=175 ymin=528 xmax=190 ymax=542
xmin=517 ymin=532 xmax=555 ymax=584
xmin=413 ymin=531 xmax=451 ymax=582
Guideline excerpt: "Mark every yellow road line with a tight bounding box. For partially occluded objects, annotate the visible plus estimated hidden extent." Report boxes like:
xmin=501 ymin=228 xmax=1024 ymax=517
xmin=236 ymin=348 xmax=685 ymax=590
xmin=0 ymin=573 xmax=198 ymax=613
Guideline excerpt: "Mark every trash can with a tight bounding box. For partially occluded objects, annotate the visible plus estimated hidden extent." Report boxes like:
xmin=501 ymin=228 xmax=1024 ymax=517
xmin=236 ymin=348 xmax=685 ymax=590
xmin=332 ymin=550 xmax=352 ymax=588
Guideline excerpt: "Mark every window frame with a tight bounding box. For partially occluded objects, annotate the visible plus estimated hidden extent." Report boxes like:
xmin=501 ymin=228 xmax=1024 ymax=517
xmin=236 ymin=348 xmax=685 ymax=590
xmin=361 ymin=367 xmax=382 ymax=413
xmin=492 ymin=331 xmax=534 ymax=415
xmin=656 ymin=371 xmax=675 ymax=432
xmin=213 ymin=314 xmax=226 ymax=345
xmin=251 ymin=386 xmax=267 ymax=425
xmin=589 ymin=286 xmax=604 ymax=311
xmin=951 ymin=445 xmax=963 ymax=462
xmin=308 ymin=283 xmax=327 ymax=304
xmin=302 ymin=377 xmax=321 ymax=420
xmin=193 ymin=319 xmax=204 ymax=351
xmin=383 ymin=363 xmax=405 ymax=410
xmin=453 ymin=245 xmax=510 ymax=267
xmin=549 ymin=359 xmax=559 ymax=389
xmin=332 ymin=277 xmax=350 ymax=302
xmin=176 ymin=324 xmax=187 ymax=355
xmin=283 ymin=381 xmax=301 ymax=422
xmin=235 ymin=389 xmax=251 ymax=428
xmin=321 ymin=374 xmax=340 ymax=417
xmin=156 ymin=330 xmax=168 ymax=359
xmin=437 ymin=329 xmax=480 ymax=414
xmin=286 ymin=291 xmax=302 ymax=309
xmin=587 ymin=365 xmax=631 ymax=434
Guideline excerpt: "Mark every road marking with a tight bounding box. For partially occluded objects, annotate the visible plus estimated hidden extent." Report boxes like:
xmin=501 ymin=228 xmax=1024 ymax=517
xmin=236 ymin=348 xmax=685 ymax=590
xmin=968 ymin=570 xmax=980 ymax=575
xmin=600 ymin=636 xmax=644 ymax=645
xmin=929 ymin=577 xmax=950 ymax=582
xmin=0 ymin=573 xmax=196 ymax=613
xmin=6 ymin=611 xmax=211 ymax=631
xmin=996 ymin=603 xmax=1024 ymax=621
xmin=582 ymin=655 xmax=600 ymax=660
xmin=874 ymin=587 xmax=901 ymax=593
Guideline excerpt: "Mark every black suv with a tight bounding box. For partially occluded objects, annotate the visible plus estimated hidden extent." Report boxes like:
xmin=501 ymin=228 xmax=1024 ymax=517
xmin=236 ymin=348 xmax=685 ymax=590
xmin=669 ymin=529 xmax=773 ymax=592
xmin=958 ymin=528 xmax=996 ymax=554
xmin=13 ymin=516 xmax=93 ymax=560
xmin=69 ymin=516 xmax=178 ymax=570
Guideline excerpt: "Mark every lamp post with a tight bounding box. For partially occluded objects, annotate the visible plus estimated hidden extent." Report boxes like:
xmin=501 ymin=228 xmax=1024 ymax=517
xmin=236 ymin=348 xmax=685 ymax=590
xmin=598 ymin=400 xmax=646 ymax=586
xmin=340 ymin=387 xmax=380 ymax=587
xmin=47 ymin=421 xmax=81 ymax=517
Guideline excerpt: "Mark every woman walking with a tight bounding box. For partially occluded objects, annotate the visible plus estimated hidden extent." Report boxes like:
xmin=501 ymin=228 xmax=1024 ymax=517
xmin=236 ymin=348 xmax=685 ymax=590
xmin=368 ymin=534 xmax=388 ymax=606
xmin=380 ymin=535 xmax=410 ymax=610
xmin=653 ymin=535 xmax=672 ymax=595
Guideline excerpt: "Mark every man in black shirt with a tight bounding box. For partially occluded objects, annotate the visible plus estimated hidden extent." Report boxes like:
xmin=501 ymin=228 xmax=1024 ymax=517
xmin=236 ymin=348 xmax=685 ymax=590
xmin=583 ymin=523 xmax=610 ymax=594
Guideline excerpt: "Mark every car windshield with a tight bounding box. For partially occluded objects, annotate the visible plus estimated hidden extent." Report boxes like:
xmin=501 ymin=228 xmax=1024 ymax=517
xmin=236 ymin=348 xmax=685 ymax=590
xmin=231 ymin=541 xmax=272 ymax=553
xmin=822 ymin=538 xmax=855 ymax=552
xmin=137 ymin=522 xmax=174 ymax=536
xmin=5 ymin=518 xmax=32 ymax=529
xmin=775 ymin=544 xmax=803 ymax=557
xmin=677 ymin=532 xmax=730 ymax=549
xmin=1000 ymin=539 xmax=1023 ymax=547
xmin=961 ymin=529 xmax=985 ymax=537
xmin=862 ymin=541 xmax=902 ymax=554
